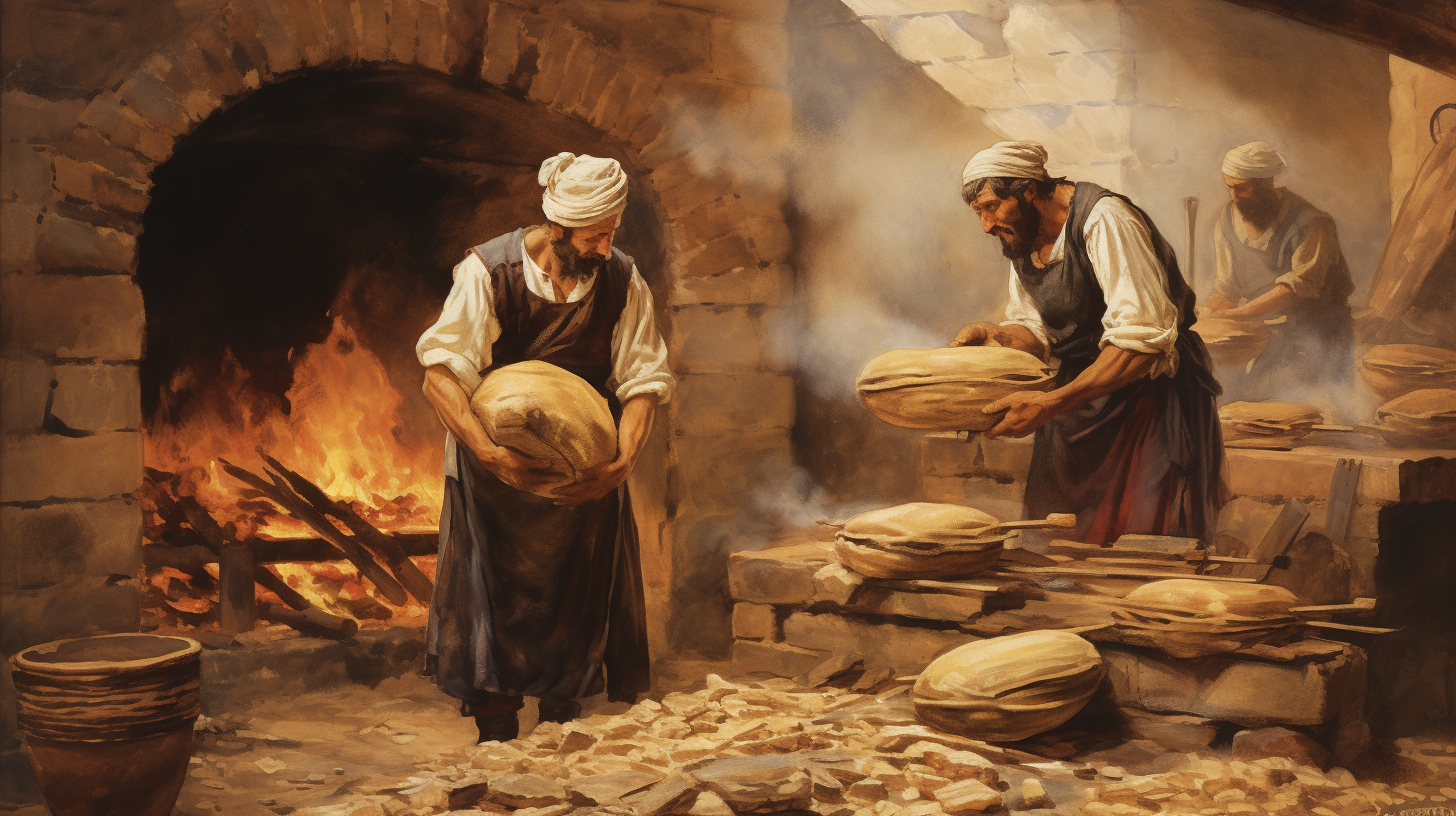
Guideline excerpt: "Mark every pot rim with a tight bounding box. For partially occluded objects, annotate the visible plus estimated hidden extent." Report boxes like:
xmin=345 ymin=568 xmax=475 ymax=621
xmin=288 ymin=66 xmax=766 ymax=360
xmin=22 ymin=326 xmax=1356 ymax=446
xmin=11 ymin=633 xmax=201 ymax=676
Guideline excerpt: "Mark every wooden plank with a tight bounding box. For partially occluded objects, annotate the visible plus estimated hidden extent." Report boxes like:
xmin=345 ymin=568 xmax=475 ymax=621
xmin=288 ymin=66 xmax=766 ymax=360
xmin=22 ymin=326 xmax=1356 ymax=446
xmin=874 ymin=578 xmax=1010 ymax=595
xmin=1366 ymin=118 xmax=1456 ymax=321
xmin=997 ymin=564 xmax=1260 ymax=583
xmin=1305 ymin=620 xmax=1399 ymax=635
xmin=1323 ymin=458 xmax=1362 ymax=545
xmin=218 ymin=545 xmax=257 ymax=635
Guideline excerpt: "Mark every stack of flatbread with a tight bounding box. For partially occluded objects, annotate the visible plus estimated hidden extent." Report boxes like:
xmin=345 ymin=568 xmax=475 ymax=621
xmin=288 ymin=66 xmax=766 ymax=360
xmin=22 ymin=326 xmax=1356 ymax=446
xmin=1368 ymin=388 xmax=1456 ymax=448
xmin=1107 ymin=580 xmax=1300 ymax=658
xmin=1192 ymin=317 xmax=1270 ymax=368
xmin=1219 ymin=401 xmax=1323 ymax=448
xmin=834 ymin=503 xmax=1012 ymax=580
xmin=1360 ymin=344 xmax=1456 ymax=400
xmin=913 ymin=630 xmax=1106 ymax=742
xmin=856 ymin=347 xmax=1055 ymax=432
xmin=470 ymin=361 xmax=618 ymax=497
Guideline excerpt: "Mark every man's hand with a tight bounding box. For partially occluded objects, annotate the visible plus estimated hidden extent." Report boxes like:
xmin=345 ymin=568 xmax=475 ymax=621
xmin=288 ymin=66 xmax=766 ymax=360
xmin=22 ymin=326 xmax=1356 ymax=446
xmin=981 ymin=391 xmax=1065 ymax=439
xmin=951 ymin=321 xmax=1004 ymax=347
xmin=474 ymin=446 xmax=557 ymax=493
xmin=549 ymin=458 xmax=630 ymax=506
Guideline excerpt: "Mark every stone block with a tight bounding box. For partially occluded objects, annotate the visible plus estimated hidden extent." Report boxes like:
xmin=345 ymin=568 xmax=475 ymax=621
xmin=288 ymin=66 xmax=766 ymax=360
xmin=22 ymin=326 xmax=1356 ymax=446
xmin=384 ymin=0 xmax=421 ymax=65
xmin=1232 ymin=726 xmax=1330 ymax=770
xmin=1002 ymin=1 xmax=1123 ymax=56
xmin=60 ymin=128 xmax=156 ymax=189
xmin=0 ymin=498 xmax=143 ymax=592
xmin=669 ymin=429 xmax=792 ymax=516
xmin=1 ymin=204 xmax=42 ymax=274
xmin=0 ymin=432 xmax=144 ymax=503
xmin=677 ymin=233 xmax=760 ymax=280
xmin=315 ymin=0 xmax=362 ymax=65
xmin=242 ymin=0 xmax=305 ymax=74
xmin=1 ymin=91 xmax=88 ymax=145
xmin=586 ymin=67 xmax=641 ymax=133
xmin=49 ymin=363 xmax=141 ymax=433
xmin=0 ymin=358 xmax=52 ymax=435
xmin=668 ymin=305 xmax=765 ymax=373
xmin=731 ymin=639 xmax=828 ymax=678
xmin=889 ymin=14 xmax=991 ymax=62
xmin=551 ymin=39 xmax=601 ymax=112
xmin=846 ymin=587 xmax=986 ymax=623
xmin=52 ymin=155 xmax=149 ymax=216
xmin=728 ymin=541 xmax=836 ymax=605
xmin=735 ymin=216 xmax=791 ymax=263
xmin=710 ymin=19 xmax=789 ymax=86
xmin=732 ymin=602 xmax=777 ymax=640
xmin=781 ymin=612 xmax=968 ymax=673
xmin=922 ymin=57 xmax=1033 ymax=110
xmin=1223 ymin=448 xmax=1408 ymax=504
xmin=1 ymin=274 xmax=145 ymax=360
xmin=1119 ymin=707 xmax=1220 ymax=752
xmin=922 ymin=475 xmax=1024 ymax=520
xmin=1010 ymin=50 xmax=1134 ymax=106
xmin=920 ymin=433 xmax=1033 ymax=479
xmin=38 ymin=216 xmax=138 ymax=273
xmin=354 ymin=0 xmax=391 ymax=63
xmin=526 ymin=26 xmax=585 ymax=107
xmin=116 ymin=70 xmax=194 ymax=136
xmin=413 ymin=0 xmax=451 ymax=72
xmin=2 ymin=140 xmax=53 ymax=206
xmin=1102 ymin=644 xmax=1365 ymax=727
xmin=568 ymin=53 xmax=624 ymax=122
xmin=668 ymin=261 xmax=792 ymax=307
xmin=607 ymin=74 xmax=663 ymax=144
xmin=981 ymin=104 xmax=1132 ymax=170
xmin=0 ymin=575 xmax=141 ymax=655
xmin=77 ymin=92 xmax=174 ymax=164
xmin=671 ymin=373 xmax=794 ymax=436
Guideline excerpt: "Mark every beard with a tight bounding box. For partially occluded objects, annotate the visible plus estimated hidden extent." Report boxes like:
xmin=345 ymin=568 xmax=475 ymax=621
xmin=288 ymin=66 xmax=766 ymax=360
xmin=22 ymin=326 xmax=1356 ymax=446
xmin=1235 ymin=188 xmax=1281 ymax=230
xmin=992 ymin=199 xmax=1042 ymax=262
xmin=551 ymin=234 xmax=608 ymax=281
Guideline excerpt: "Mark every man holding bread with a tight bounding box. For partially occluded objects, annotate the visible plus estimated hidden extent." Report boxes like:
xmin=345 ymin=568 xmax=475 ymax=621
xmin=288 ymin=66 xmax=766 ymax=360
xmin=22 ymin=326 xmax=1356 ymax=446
xmin=416 ymin=153 xmax=673 ymax=743
xmin=952 ymin=141 xmax=1224 ymax=546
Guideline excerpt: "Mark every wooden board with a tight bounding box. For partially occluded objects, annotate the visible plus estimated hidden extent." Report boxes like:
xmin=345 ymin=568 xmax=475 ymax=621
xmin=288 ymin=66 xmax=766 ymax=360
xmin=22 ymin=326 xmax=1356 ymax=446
xmin=1367 ymin=121 xmax=1456 ymax=321
xmin=1322 ymin=458 xmax=1362 ymax=545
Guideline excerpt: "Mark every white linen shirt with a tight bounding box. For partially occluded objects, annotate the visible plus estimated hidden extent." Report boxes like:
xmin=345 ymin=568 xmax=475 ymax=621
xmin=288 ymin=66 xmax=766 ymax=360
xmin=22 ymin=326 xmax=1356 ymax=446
xmin=417 ymin=237 xmax=674 ymax=477
xmin=1001 ymin=196 xmax=1181 ymax=378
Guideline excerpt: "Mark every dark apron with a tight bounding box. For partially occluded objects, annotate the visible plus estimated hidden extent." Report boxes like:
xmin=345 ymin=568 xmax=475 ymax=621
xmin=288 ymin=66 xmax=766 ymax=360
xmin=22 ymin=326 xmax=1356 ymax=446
xmin=425 ymin=228 xmax=650 ymax=703
xmin=1017 ymin=183 xmax=1224 ymax=546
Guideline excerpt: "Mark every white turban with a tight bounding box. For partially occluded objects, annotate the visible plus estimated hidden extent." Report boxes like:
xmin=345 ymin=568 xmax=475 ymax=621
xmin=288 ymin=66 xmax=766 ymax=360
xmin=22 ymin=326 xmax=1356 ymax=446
xmin=539 ymin=152 xmax=628 ymax=228
xmin=1222 ymin=141 xmax=1287 ymax=179
xmin=962 ymin=141 xmax=1050 ymax=190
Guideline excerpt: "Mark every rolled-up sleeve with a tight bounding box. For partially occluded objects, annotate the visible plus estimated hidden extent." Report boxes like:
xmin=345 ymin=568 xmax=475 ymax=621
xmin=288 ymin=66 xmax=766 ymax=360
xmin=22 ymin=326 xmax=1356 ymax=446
xmin=1276 ymin=217 xmax=1338 ymax=299
xmin=415 ymin=253 xmax=499 ymax=393
xmin=1001 ymin=270 xmax=1052 ymax=354
xmin=608 ymin=266 xmax=675 ymax=404
xmin=1084 ymin=197 xmax=1181 ymax=378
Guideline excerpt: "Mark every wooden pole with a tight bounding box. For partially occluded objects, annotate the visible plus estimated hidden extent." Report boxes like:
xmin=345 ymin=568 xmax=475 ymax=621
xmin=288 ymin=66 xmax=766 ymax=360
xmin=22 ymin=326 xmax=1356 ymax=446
xmin=175 ymin=496 xmax=315 ymax=611
xmin=218 ymin=544 xmax=257 ymax=635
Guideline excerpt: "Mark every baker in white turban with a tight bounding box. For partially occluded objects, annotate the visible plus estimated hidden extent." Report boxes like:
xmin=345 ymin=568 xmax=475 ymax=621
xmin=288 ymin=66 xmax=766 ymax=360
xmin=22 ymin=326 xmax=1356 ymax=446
xmin=950 ymin=138 xmax=1224 ymax=550
xmin=1220 ymin=141 xmax=1287 ymax=180
xmin=1207 ymin=140 xmax=1354 ymax=406
xmin=539 ymin=152 xmax=629 ymax=227
xmin=414 ymin=148 xmax=672 ymax=742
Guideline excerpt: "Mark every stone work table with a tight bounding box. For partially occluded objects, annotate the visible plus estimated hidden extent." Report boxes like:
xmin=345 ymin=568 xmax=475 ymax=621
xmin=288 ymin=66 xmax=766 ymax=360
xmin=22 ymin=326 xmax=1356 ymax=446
xmin=728 ymin=538 xmax=1368 ymax=762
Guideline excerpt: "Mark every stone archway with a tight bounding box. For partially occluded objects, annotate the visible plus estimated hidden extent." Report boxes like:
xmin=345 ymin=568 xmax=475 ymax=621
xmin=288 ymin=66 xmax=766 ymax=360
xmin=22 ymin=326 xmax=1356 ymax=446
xmin=2 ymin=0 xmax=797 ymax=679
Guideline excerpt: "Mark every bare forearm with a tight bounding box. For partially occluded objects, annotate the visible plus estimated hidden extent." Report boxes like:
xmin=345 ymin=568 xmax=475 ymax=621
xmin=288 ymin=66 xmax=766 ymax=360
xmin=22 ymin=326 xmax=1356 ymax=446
xmin=614 ymin=394 xmax=658 ymax=471
xmin=994 ymin=324 xmax=1048 ymax=359
xmin=421 ymin=366 xmax=497 ymax=457
xmin=1206 ymin=292 xmax=1234 ymax=313
xmin=1048 ymin=345 xmax=1157 ymax=412
xmin=1229 ymin=284 xmax=1294 ymax=318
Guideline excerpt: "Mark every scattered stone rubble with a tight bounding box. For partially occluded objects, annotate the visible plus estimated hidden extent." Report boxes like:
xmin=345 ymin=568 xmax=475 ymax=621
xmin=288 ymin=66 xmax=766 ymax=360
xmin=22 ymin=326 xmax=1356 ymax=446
xmin=293 ymin=674 xmax=1437 ymax=816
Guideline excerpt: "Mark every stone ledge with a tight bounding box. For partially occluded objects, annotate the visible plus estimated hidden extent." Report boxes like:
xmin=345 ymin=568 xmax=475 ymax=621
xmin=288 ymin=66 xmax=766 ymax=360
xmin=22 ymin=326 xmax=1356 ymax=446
xmin=728 ymin=540 xmax=836 ymax=605
xmin=781 ymin=611 xmax=969 ymax=674
xmin=730 ymin=639 xmax=827 ymax=678
xmin=731 ymin=602 xmax=778 ymax=640
xmin=1223 ymin=446 xmax=1456 ymax=504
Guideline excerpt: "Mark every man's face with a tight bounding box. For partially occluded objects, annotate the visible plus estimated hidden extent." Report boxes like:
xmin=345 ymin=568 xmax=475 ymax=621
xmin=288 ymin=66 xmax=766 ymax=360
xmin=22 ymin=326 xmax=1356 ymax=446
xmin=970 ymin=186 xmax=1040 ymax=261
xmin=551 ymin=214 xmax=621 ymax=280
xmin=1224 ymin=174 xmax=1280 ymax=229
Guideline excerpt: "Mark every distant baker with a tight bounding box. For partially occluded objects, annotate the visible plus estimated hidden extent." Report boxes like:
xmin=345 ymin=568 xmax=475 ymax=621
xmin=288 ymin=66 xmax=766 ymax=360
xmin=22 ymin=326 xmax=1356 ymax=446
xmin=1205 ymin=141 xmax=1355 ymax=404
xmin=951 ymin=141 xmax=1224 ymax=546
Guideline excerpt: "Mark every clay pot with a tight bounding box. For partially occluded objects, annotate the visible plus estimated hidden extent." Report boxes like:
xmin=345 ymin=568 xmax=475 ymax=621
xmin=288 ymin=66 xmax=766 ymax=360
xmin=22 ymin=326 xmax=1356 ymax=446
xmin=10 ymin=633 xmax=202 ymax=816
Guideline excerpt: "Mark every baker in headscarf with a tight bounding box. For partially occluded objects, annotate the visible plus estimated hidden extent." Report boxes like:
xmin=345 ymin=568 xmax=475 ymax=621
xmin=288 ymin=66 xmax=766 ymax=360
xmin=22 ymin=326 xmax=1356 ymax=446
xmin=416 ymin=152 xmax=673 ymax=743
xmin=951 ymin=140 xmax=1224 ymax=546
xmin=1205 ymin=141 xmax=1355 ymax=407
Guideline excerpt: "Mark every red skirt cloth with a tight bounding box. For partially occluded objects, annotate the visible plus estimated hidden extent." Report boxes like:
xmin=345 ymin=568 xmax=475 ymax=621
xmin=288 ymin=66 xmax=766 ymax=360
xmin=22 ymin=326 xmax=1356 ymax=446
xmin=1024 ymin=376 xmax=1225 ymax=547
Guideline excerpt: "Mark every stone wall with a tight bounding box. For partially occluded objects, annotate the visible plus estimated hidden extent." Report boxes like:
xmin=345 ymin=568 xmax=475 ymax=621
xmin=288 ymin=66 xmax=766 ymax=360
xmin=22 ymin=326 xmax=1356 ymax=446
xmin=842 ymin=0 xmax=1394 ymax=301
xmin=0 ymin=0 xmax=802 ymax=799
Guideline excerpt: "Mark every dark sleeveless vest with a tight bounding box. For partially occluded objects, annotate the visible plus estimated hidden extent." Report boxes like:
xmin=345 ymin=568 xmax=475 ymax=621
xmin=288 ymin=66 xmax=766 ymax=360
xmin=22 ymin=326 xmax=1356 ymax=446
xmin=1218 ymin=192 xmax=1354 ymax=310
xmin=471 ymin=227 xmax=634 ymax=408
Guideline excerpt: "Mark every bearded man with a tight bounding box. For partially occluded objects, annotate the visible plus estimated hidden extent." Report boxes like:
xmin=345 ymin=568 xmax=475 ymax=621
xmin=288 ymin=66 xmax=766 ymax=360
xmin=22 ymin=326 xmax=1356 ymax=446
xmin=1206 ymin=141 xmax=1355 ymax=403
xmin=951 ymin=141 xmax=1223 ymax=546
xmin=416 ymin=153 xmax=673 ymax=743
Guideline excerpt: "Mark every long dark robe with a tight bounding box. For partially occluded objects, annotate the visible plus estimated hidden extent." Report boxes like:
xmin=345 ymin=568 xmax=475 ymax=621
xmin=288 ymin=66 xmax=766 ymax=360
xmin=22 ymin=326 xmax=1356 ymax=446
xmin=1219 ymin=194 xmax=1355 ymax=400
xmin=1017 ymin=183 xmax=1225 ymax=546
xmin=425 ymin=228 xmax=650 ymax=704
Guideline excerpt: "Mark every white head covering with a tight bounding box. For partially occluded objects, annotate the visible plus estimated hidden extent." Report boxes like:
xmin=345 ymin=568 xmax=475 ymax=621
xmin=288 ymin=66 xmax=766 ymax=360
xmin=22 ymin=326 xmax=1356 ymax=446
xmin=962 ymin=141 xmax=1050 ymax=191
xmin=1222 ymin=142 xmax=1287 ymax=179
xmin=539 ymin=153 xmax=629 ymax=228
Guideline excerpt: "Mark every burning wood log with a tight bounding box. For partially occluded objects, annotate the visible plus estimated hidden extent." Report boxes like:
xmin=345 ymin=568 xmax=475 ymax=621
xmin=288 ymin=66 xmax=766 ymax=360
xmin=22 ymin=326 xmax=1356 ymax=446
xmin=175 ymin=495 xmax=314 ymax=612
xmin=142 ymin=532 xmax=437 ymax=571
xmin=259 ymin=601 xmax=359 ymax=639
xmin=218 ymin=458 xmax=411 ymax=606
xmin=258 ymin=452 xmax=435 ymax=605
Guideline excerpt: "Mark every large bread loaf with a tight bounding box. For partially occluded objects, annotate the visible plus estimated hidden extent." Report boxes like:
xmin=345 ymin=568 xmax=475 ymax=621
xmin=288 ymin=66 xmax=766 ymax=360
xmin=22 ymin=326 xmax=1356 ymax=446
xmin=469 ymin=361 xmax=617 ymax=497
xmin=856 ymin=347 xmax=1055 ymax=431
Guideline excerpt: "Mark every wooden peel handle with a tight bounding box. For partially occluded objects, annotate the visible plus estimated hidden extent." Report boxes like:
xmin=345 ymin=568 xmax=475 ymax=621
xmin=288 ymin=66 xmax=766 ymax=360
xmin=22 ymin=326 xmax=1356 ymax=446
xmin=990 ymin=513 xmax=1078 ymax=531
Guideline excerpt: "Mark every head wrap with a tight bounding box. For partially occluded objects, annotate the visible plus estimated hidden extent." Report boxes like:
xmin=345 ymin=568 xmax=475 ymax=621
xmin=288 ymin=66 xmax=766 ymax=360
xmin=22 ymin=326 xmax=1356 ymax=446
xmin=961 ymin=141 xmax=1050 ymax=191
xmin=539 ymin=152 xmax=629 ymax=228
xmin=1222 ymin=141 xmax=1287 ymax=179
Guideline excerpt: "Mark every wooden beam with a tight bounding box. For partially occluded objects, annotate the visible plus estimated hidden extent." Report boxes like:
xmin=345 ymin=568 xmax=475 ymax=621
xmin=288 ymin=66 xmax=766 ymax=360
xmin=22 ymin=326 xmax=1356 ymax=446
xmin=1220 ymin=0 xmax=1456 ymax=77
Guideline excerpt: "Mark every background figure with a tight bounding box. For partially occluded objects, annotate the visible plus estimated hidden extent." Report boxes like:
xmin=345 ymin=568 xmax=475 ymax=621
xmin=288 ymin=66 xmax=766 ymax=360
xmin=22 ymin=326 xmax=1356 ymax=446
xmin=1206 ymin=141 xmax=1356 ymax=416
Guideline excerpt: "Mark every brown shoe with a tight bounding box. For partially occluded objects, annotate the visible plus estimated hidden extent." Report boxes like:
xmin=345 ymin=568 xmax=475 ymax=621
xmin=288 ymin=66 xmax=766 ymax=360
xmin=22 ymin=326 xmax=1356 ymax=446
xmin=474 ymin=712 xmax=519 ymax=743
xmin=537 ymin=698 xmax=582 ymax=724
